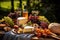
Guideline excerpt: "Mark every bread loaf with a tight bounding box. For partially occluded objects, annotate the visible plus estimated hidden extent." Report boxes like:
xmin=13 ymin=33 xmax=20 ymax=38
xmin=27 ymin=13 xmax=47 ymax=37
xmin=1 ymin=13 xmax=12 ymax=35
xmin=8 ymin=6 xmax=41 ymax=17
xmin=48 ymin=23 xmax=60 ymax=34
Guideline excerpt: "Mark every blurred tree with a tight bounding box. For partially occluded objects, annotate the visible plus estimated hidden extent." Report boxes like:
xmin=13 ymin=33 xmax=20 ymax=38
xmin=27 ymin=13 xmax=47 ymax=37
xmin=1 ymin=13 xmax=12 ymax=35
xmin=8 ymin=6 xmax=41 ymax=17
xmin=11 ymin=0 xmax=14 ymax=13
xmin=27 ymin=0 xmax=31 ymax=15
xmin=27 ymin=0 xmax=41 ymax=15
xmin=19 ymin=0 xmax=22 ymax=8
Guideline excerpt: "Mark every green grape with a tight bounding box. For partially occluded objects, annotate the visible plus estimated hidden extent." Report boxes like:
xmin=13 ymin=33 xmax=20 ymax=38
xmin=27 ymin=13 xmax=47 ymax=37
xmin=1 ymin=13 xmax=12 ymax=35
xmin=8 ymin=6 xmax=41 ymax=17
xmin=4 ymin=16 xmax=14 ymax=27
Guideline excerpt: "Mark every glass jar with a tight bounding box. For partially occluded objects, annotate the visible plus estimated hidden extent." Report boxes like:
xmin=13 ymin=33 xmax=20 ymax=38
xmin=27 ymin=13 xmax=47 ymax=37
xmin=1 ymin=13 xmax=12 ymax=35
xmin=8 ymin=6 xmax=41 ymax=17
xmin=23 ymin=9 xmax=28 ymax=19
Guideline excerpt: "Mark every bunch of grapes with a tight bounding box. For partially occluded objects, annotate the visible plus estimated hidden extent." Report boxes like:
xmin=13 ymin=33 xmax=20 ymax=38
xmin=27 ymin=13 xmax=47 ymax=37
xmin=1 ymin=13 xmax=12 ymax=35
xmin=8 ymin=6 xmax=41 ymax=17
xmin=4 ymin=16 xmax=14 ymax=27
xmin=8 ymin=12 xmax=20 ymax=24
xmin=8 ymin=12 xmax=19 ymax=19
xmin=28 ymin=14 xmax=41 ymax=26
xmin=40 ymin=21 xmax=48 ymax=28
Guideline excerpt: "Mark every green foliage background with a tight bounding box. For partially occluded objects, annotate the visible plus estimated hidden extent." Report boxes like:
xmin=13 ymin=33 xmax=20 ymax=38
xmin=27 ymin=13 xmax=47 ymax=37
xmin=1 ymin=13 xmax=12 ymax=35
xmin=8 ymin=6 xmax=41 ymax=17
xmin=0 ymin=0 xmax=57 ymax=22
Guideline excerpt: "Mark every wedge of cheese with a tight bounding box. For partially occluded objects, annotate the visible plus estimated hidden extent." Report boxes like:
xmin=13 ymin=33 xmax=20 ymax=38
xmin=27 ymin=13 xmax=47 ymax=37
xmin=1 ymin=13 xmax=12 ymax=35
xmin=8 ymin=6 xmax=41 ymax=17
xmin=23 ymin=26 xmax=34 ymax=33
